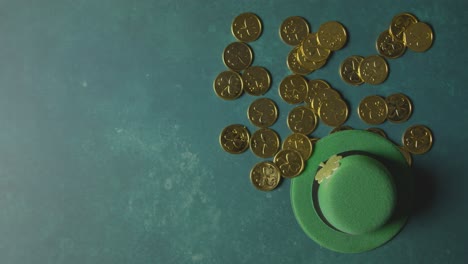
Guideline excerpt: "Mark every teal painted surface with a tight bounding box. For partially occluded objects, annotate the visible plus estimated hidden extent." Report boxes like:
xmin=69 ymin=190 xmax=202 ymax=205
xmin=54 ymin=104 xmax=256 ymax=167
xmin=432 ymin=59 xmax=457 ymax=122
xmin=0 ymin=0 xmax=466 ymax=263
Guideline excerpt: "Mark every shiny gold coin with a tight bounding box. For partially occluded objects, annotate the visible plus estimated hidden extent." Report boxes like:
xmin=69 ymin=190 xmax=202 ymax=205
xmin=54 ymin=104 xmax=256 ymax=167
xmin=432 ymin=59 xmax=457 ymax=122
xmin=242 ymin=66 xmax=271 ymax=95
xmin=287 ymin=106 xmax=318 ymax=134
xmin=398 ymin=146 xmax=413 ymax=167
xmin=247 ymin=98 xmax=278 ymax=128
xmin=283 ymin=133 xmax=313 ymax=160
xmin=389 ymin=13 xmax=418 ymax=42
xmin=309 ymin=137 xmax=320 ymax=145
xmin=287 ymin=46 xmax=313 ymax=75
xmin=213 ymin=71 xmax=244 ymax=100
xmin=404 ymin=22 xmax=434 ymax=52
xmin=306 ymin=79 xmax=332 ymax=108
xmin=278 ymin=74 xmax=309 ymax=104
xmin=376 ymin=30 xmax=406 ymax=59
xmin=402 ymin=125 xmax=433 ymax=155
xmin=358 ymin=55 xmax=389 ymax=85
xmin=366 ymin=127 xmax=388 ymax=138
xmin=316 ymin=21 xmax=348 ymax=51
xmin=279 ymin=16 xmax=310 ymax=46
xmin=250 ymin=128 xmax=280 ymax=158
xmin=318 ymin=98 xmax=349 ymax=127
xmin=358 ymin=95 xmax=388 ymax=125
xmin=330 ymin=125 xmax=353 ymax=134
xmin=231 ymin=13 xmax=262 ymax=42
xmin=223 ymin=42 xmax=253 ymax=72
xmin=310 ymin=87 xmax=341 ymax=113
xmin=219 ymin=124 xmax=250 ymax=154
xmin=301 ymin=33 xmax=331 ymax=62
xmin=274 ymin=149 xmax=304 ymax=178
xmin=339 ymin=56 xmax=364 ymax=86
xmin=296 ymin=47 xmax=327 ymax=71
xmin=386 ymin=93 xmax=413 ymax=123
xmin=250 ymin=161 xmax=281 ymax=191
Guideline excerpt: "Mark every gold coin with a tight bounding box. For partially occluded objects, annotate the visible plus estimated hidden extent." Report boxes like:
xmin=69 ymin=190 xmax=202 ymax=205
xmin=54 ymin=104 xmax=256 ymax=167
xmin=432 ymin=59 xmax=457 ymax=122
xmin=309 ymin=137 xmax=320 ymax=145
xmin=404 ymin=22 xmax=434 ymax=52
xmin=279 ymin=16 xmax=310 ymax=46
xmin=358 ymin=95 xmax=388 ymax=125
xmin=250 ymin=161 xmax=282 ymax=191
xmin=223 ymin=42 xmax=253 ymax=72
xmin=306 ymin=79 xmax=332 ymax=109
xmin=247 ymin=98 xmax=278 ymax=128
xmin=278 ymin=74 xmax=309 ymax=104
xmin=386 ymin=93 xmax=413 ymax=123
xmin=389 ymin=13 xmax=418 ymax=42
xmin=219 ymin=124 xmax=250 ymax=154
xmin=296 ymin=47 xmax=327 ymax=71
xmin=310 ymin=87 xmax=341 ymax=113
xmin=274 ymin=149 xmax=304 ymax=178
xmin=339 ymin=56 xmax=364 ymax=86
xmin=398 ymin=146 xmax=413 ymax=167
xmin=358 ymin=55 xmax=389 ymax=85
xmin=287 ymin=46 xmax=313 ymax=75
xmin=330 ymin=125 xmax=353 ymax=134
xmin=402 ymin=125 xmax=433 ymax=155
xmin=242 ymin=66 xmax=271 ymax=95
xmin=376 ymin=30 xmax=406 ymax=59
xmin=316 ymin=21 xmax=348 ymax=51
xmin=318 ymin=98 xmax=349 ymax=127
xmin=366 ymin=127 xmax=388 ymax=138
xmin=287 ymin=106 xmax=318 ymax=134
xmin=301 ymin=33 xmax=331 ymax=62
xmin=250 ymin=128 xmax=280 ymax=158
xmin=283 ymin=133 xmax=313 ymax=160
xmin=231 ymin=13 xmax=262 ymax=42
xmin=213 ymin=71 xmax=244 ymax=100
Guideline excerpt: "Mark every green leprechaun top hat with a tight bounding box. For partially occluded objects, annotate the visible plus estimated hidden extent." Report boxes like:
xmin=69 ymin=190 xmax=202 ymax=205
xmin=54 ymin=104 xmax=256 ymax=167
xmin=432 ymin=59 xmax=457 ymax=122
xmin=290 ymin=130 xmax=413 ymax=253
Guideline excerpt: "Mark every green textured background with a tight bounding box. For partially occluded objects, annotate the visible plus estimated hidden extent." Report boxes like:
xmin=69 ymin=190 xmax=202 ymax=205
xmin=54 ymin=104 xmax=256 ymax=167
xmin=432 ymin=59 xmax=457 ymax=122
xmin=0 ymin=0 xmax=467 ymax=263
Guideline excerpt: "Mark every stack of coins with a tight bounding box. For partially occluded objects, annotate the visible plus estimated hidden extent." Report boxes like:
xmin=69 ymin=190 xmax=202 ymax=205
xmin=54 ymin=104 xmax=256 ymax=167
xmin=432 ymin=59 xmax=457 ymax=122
xmin=357 ymin=93 xmax=413 ymax=125
xmin=280 ymin=17 xmax=348 ymax=75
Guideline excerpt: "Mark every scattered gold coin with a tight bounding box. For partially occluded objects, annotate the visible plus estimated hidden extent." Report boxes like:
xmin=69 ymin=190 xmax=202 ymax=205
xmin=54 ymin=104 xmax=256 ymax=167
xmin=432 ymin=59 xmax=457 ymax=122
xmin=316 ymin=21 xmax=348 ymax=51
xmin=310 ymin=87 xmax=341 ymax=113
xmin=296 ymin=47 xmax=327 ymax=71
xmin=301 ymin=33 xmax=331 ymax=62
xmin=402 ymin=125 xmax=433 ymax=154
xmin=287 ymin=46 xmax=313 ymax=75
xmin=358 ymin=95 xmax=388 ymax=125
xmin=376 ymin=30 xmax=406 ymax=59
xmin=366 ymin=127 xmax=388 ymax=138
xmin=283 ymin=133 xmax=314 ymax=160
xmin=274 ymin=149 xmax=304 ymax=178
xmin=318 ymin=97 xmax=349 ymax=127
xmin=248 ymin=98 xmax=278 ymax=128
xmin=250 ymin=128 xmax=280 ymax=158
xmin=358 ymin=55 xmax=389 ymax=85
xmin=280 ymin=16 xmax=310 ymax=46
xmin=242 ymin=66 xmax=271 ymax=95
xmin=389 ymin=13 xmax=418 ymax=41
xmin=339 ymin=55 xmax=364 ymax=86
xmin=219 ymin=124 xmax=250 ymax=154
xmin=404 ymin=22 xmax=434 ymax=52
xmin=330 ymin=125 xmax=353 ymax=134
xmin=213 ymin=71 xmax=244 ymax=100
xmin=223 ymin=42 xmax=253 ymax=72
xmin=287 ymin=106 xmax=318 ymax=134
xmin=231 ymin=13 xmax=262 ymax=42
xmin=386 ymin=93 xmax=413 ymax=123
xmin=398 ymin=146 xmax=413 ymax=167
xmin=250 ymin=161 xmax=281 ymax=191
xmin=278 ymin=74 xmax=309 ymax=104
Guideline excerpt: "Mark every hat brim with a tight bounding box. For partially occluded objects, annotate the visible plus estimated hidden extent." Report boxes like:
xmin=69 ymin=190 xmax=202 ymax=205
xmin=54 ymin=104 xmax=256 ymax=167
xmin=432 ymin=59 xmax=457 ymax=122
xmin=290 ymin=130 xmax=413 ymax=253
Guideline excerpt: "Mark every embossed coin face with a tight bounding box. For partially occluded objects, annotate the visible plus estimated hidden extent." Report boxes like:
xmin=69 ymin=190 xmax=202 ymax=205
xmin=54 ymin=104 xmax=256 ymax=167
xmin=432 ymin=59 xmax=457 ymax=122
xmin=310 ymin=88 xmax=341 ymax=113
xmin=296 ymin=48 xmax=327 ymax=71
xmin=358 ymin=95 xmax=388 ymax=125
xmin=231 ymin=13 xmax=262 ymax=42
xmin=376 ymin=30 xmax=406 ymax=59
xmin=242 ymin=66 xmax=271 ymax=95
xmin=330 ymin=125 xmax=353 ymax=134
xmin=283 ymin=133 xmax=313 ymax=160
xmin=386 ymin=93 xmax=413 ymax=123
xmin=306 ymin=79 xmax=331 ymax=110
xmin=358 ymin=55 xmax=389 ymax=85
xmin=219 ymin=124 xmax=250 ymax=154
xmin=250 ymin=128 xmax=280 ymax=158
xmin=213 ymin=71 xmax=244 ymax=100
xmin=223 ymin=42 xmax=253 ymax=72
xmin=278 ymin=74 xmax=309 ymax=104
xmin=247 ymin=98 xmax=278 ymax=128
xmin=402 ymin=125 xmax=433 ymax=155
xmin=366 ymin=127 xmax=388 ymax=138
xmin=404 ymin=22 xmax=434 ymax=52
xmin=316 ymin=21 xmax=348 ymax=51
xmin=318 ymin=98 xmax=349 ymax=127
xmin=339 ymin=56 xmax=364 ymax=86
xmin=398 ymin=146 xmax=413 ymax=167
xmin=287 ymin=46 xmax=313 ymax=75
xmin=389 ymin=13 xmax=418 ymax=41
xmin=301 ymin=33 xmax=331 ymax=62
xmin=280 ymin=16 xmax=310 ymax=46
xmin=250 ymin=161 xmax=281 ymax=191
xmin=287 ymin=106 xmax=318 ymax=134
xmin=274 ymin=149 xmax=304 ymax=178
